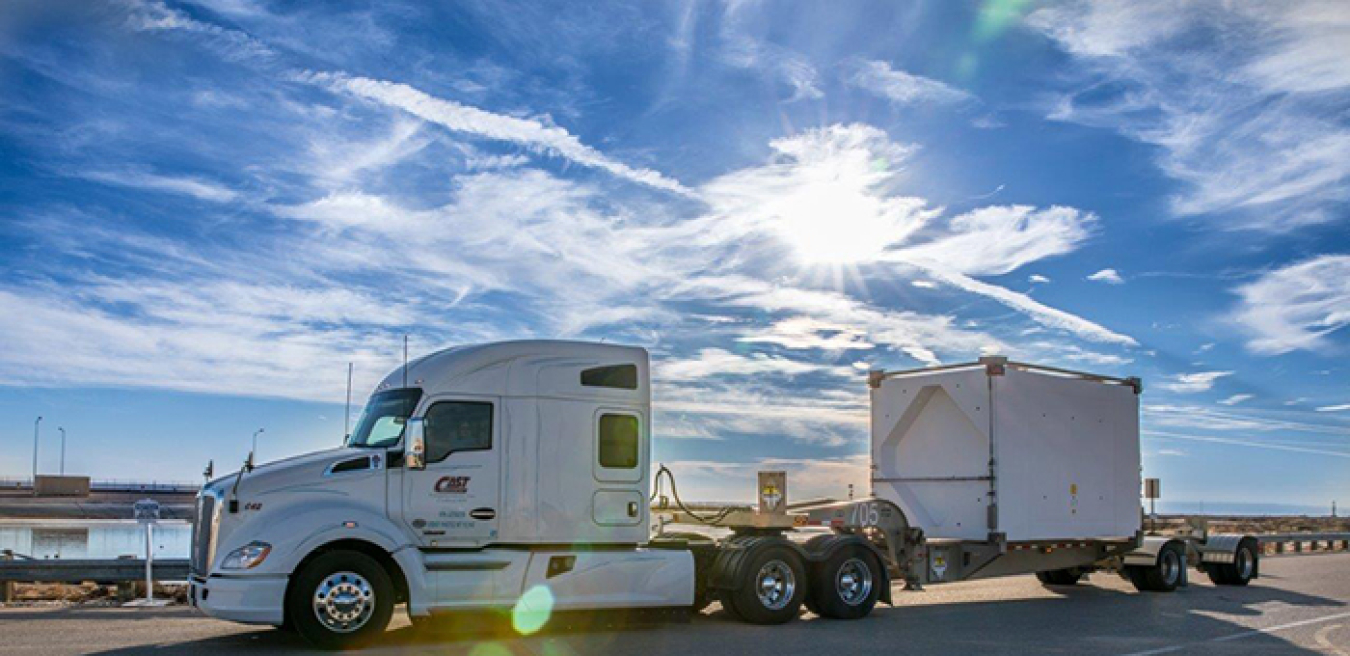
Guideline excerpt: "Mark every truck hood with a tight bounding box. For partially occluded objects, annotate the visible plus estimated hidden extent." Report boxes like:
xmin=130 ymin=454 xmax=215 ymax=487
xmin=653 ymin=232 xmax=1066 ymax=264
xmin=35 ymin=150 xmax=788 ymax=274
xmin=226 ymin=447 xmax=386 ymax=499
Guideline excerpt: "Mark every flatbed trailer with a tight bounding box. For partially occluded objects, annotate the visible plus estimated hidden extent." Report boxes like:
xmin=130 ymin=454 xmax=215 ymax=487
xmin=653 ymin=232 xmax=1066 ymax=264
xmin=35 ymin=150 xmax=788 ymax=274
xmin=656 ymin=357 xmax=1258 ymax=607
xmin=186 ymin=342 xmax=1258 ymax=649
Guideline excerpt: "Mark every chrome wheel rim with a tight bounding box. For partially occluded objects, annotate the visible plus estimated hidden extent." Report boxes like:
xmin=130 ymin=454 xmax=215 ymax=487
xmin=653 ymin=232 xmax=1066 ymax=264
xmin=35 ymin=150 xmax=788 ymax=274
xmin=313 ymin=571 xmax=374 ymax=633
xmin=836 ymin=558 xmax=873 ymax=606
xmin=1161 ymin=550 xmax=1180 ymax=586
xmin=755 ymin=560 xmax=796 ymax=610
xmin=1236 ymin=548 xmax=1254 ymax=579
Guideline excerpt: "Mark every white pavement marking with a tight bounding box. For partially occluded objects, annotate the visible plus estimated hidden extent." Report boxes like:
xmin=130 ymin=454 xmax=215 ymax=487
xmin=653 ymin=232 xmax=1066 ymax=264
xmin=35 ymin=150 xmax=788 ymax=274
xmin=1314 ymin=624 xmax=1347 ymax=656
xmin=1119 ymin=611 xmax=1350 ymax=656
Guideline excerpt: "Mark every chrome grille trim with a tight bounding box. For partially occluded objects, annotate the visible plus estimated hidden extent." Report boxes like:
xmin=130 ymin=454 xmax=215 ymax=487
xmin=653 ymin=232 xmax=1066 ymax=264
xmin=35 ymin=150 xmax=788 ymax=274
xmin=190 ymin=490 xmax=222 ymax=576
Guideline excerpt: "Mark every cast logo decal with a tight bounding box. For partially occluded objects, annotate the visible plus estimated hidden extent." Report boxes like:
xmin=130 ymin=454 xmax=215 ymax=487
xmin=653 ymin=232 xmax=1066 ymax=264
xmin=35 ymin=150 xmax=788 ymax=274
xmin=434 ymin=476 xmax=471 ymax=494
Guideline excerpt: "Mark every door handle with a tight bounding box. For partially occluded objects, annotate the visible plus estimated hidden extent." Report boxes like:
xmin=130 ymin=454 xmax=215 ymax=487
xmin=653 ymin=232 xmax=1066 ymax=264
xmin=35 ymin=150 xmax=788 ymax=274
xmin=627 ymin=501 xmax=639 ymax=518
xmin=470 ymin=508 xmax=496 ymax=521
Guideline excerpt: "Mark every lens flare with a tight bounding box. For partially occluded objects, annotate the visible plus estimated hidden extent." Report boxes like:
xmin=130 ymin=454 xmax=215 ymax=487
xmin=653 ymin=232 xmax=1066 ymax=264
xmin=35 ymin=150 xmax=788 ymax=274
xmin=511 ymin=585 xmax=555 ymax=635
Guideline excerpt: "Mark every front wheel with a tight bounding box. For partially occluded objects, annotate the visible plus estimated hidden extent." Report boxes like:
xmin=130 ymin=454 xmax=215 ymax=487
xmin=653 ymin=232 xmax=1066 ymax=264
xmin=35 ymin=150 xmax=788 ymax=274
xmin=288 ymin=550 xmax=395 ymax=650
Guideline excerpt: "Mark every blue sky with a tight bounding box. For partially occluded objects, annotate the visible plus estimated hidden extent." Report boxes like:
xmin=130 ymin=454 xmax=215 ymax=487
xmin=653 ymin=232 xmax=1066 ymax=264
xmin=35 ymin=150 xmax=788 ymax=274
xmin=1 ymin=0 xmax=1347 ymax=513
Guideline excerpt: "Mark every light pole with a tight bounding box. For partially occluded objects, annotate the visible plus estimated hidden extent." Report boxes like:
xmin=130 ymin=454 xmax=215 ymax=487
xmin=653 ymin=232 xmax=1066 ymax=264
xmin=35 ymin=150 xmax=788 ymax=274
xmin=58 ymin=427 xmax=67 ymax=475
xmin=251 ymin=428 xmax=264 ymax=460
xmin=32 ymin=416 xmax=42 ymax=489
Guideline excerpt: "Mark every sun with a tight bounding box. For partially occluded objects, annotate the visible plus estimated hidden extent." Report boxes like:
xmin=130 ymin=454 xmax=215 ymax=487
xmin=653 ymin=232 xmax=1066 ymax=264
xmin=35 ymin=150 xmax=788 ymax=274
xmin=769 ymin=178 xmax=925 ymax=266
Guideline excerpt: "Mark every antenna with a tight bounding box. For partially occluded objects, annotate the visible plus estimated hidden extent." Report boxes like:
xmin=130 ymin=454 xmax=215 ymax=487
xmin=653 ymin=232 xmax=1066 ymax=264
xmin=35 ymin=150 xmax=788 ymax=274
xmin=344 ymin=362 xmax=353 ymax=437
xmin=402 ymin=335 xmax=409 ymax=389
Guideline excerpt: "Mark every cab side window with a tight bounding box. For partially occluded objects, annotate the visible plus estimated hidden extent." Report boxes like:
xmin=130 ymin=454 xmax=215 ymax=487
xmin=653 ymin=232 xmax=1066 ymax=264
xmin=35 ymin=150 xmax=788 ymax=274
xmin=598 ymin=414 xmax=639 ymax=469
xmin=424 ymin=401 xmax=493 ymax=463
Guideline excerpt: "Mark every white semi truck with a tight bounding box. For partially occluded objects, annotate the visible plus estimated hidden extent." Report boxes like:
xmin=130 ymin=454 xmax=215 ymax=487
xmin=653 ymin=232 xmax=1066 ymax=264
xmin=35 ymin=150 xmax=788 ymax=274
xmin=188 ymin=341 xmax=1259 ymax=649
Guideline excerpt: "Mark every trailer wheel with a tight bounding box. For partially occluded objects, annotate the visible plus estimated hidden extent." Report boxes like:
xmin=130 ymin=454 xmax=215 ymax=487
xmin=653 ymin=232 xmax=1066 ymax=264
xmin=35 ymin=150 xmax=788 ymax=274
xmin=1208 ymin=540 xmax=1257 ymax=587
xmin=730 ymin=545 xmax=806 ymax=625
xmin=1035 ymin=569 xmax=1083 ymax=586
xmin=1129 ymin=542 xmax=1184 ymax=593
xmin=288 ymin=550 xmax=395 ymax=650
xmin=810 ymin=546 xmax=881 ymax=620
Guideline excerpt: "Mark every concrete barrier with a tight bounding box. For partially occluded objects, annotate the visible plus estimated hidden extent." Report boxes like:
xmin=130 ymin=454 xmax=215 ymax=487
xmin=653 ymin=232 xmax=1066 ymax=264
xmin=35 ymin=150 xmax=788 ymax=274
xmin=1258 ymin=532 xmax=1350 ymax=556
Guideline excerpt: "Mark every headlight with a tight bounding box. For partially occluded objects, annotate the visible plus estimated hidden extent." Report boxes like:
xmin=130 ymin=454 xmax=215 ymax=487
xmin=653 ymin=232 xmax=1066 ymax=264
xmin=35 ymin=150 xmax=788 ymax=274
xmin=220 ymin=541 xmax=272 ymax=570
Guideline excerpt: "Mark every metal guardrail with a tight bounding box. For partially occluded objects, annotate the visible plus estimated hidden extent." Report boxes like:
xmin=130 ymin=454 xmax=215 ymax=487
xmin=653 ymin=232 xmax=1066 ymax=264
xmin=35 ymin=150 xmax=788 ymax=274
xmin=1257 ymin=532 xmax=1350 ymax=555
xmin=0 ymin=558 xmax=189 ymax=583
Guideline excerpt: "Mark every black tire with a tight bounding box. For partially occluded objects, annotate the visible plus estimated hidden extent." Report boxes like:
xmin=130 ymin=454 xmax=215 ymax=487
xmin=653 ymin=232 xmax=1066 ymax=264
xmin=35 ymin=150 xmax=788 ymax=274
xmin=718 ymin=590 xmax=743 ymax=620
xmin=288 ymin=550 xmax=395 ymax=650
xmin=730 ymin=545 xmax=806 ymax=625
xmin=1130 ymin=542 xmax=1185 ymax=593
xmin=1035 ymin=569 xmax=1083 ymax=586
xmin=802 ymin=535 xmax=835 ymax=616
xmin=1211 ymin=540 xmax=1257 ymax=587
xmin=810 ymin=546 xmax=881 ymax=619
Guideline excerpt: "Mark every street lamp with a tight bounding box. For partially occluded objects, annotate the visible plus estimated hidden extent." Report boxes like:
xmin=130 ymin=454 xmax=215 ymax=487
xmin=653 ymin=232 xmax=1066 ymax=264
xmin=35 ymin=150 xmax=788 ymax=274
xmin=58 ymin=427 xmax=67 ymax=475
xmin=32 ymin=416 xmax=42 ymax=490
xmin=252 ymin=428 xmax=265 ymax=460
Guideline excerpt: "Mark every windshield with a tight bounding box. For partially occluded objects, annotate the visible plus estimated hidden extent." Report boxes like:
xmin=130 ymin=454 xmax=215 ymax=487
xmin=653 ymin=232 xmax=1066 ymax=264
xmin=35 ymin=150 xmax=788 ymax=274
xmin=347 ymin=389 xmax=423 ymax=449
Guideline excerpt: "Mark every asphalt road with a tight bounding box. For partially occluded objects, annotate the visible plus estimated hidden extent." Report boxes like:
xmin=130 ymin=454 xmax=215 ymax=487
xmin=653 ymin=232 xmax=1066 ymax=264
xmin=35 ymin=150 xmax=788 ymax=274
xmin=1 ymin=553 xmax=1347 ymax=655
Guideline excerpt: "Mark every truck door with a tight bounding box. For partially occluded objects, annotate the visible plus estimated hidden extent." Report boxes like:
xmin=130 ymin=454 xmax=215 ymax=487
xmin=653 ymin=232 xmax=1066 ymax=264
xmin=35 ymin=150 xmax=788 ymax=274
xmin=401 ymin=396 xmax=502 ymax=547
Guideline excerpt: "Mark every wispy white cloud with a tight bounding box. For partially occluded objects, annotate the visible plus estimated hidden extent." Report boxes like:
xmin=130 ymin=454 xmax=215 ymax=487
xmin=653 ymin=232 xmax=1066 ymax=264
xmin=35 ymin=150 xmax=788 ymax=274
xmin=1028 ymin=0 xmax=1350 ymax=230
xmin=1232 ymin=254 xmax=1350 ymax=355
xmin=844 ymin=59 xmax=974 ymax=107
xmin=1157 ymin=370 xmax=1233 ymax=393
xmin=736 ymin=317 xmax=874 ymax=352
xmin=1029 ymin=274 xmax=1050 ymax=284
xmin=914 ymin=267 xmax=1138 ymax=346
xmin=77 ymin=170 xmax=239 ymax=202
xmin=1317 ymin=403 xmax=1350 ymax=413
xmin=123 ymin=0 xmax=276 ymax=61
xmin=298 ymin=71 xmax=693 ymax=196
xmin=717 ymin=3 xmax=824 ymax=102
xmin=1219 ymin=394 xmax=1253 ymax=406
xmin=657 ymin=348 xmax=846 ymax=382
xmin=890 ymin=205 xmax=1095 ymax=277
xmin=668 ymin=275 xmax=1002 ymax=366
xmin=1145 ymin=429 xmax=1350 ymax=459
xmin=1087 ymin=268 xmax=1124 ymax=284
xmin=1146 ymin=404 xmax=1350 ymax=437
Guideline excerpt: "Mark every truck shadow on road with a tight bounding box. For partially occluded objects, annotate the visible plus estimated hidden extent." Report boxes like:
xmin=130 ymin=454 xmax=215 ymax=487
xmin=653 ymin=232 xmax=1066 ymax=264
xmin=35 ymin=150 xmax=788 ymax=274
xmin=84 ymin=578 xmax=1347 ymax=655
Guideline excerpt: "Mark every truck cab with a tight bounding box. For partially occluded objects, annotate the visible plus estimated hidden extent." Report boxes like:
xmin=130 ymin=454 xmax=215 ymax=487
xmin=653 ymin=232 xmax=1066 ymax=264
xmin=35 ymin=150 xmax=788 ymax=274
xmin=189 ymin=341 xmax=694 ymax=648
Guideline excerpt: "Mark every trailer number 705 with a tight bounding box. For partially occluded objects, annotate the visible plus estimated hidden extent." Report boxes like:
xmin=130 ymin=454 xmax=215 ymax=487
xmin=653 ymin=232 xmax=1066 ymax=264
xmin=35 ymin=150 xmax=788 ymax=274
xmin=849 ymin=502 xmax=881 ymax=527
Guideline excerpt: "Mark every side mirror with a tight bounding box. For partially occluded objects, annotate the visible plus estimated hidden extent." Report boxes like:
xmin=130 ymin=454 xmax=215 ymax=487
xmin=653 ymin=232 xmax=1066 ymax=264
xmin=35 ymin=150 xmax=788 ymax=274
xmin=406 ymin=417 xmax=426 ymax=470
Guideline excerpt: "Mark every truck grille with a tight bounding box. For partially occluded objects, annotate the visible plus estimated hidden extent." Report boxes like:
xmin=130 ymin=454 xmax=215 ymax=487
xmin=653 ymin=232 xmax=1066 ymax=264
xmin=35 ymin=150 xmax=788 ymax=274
xmin=190 ymin=493 xmax=220 ymax=576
